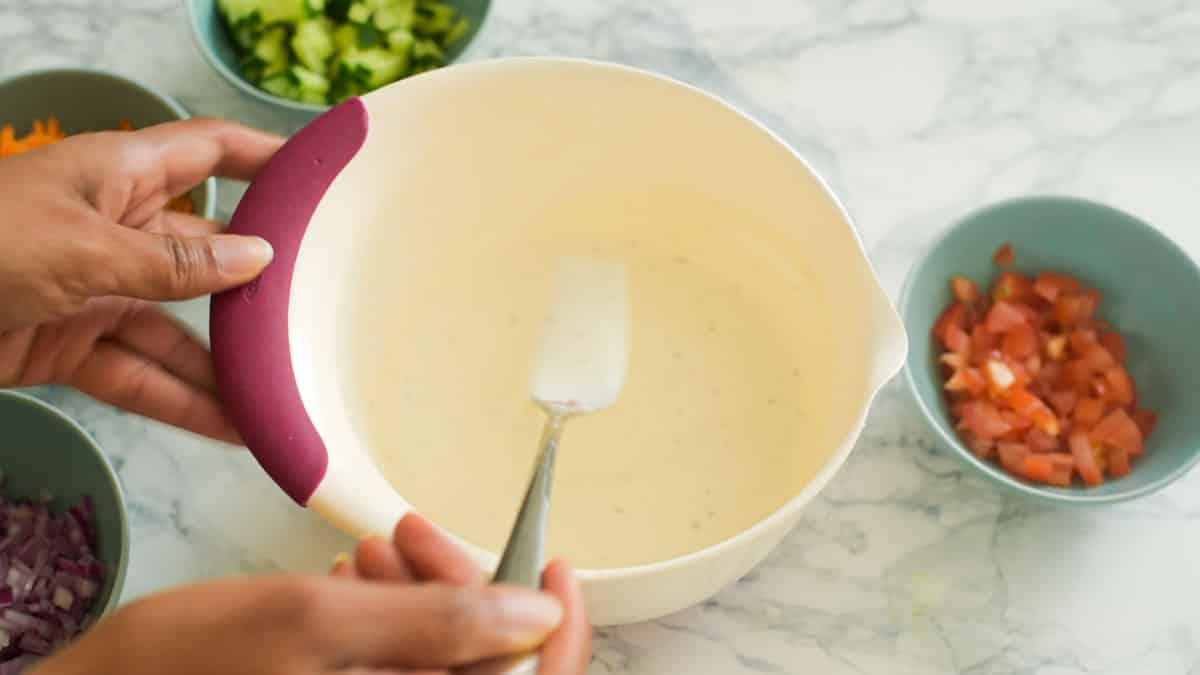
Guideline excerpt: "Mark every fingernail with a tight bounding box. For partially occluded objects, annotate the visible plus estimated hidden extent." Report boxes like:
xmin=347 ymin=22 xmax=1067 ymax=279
xmin=332 ymin=552 xmax=351 ymax=567
xmin=493 ymin=589 xmax=564 ymax=646
xmin=212 ymin=236 xmax=274 ymax=276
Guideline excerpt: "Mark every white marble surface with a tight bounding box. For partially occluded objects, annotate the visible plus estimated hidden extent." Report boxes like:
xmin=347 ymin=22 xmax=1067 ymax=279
xmin=4 ymin=0 xmax=1200 ymax=672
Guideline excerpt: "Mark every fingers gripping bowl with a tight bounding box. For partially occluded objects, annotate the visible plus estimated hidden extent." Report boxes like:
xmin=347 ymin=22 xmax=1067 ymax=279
xmin=209 ymin=58 xmax=907 ymax=625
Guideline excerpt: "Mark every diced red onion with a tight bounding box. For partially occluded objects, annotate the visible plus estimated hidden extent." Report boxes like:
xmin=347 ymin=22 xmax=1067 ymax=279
xmin=0 ymin=492 xmax=104 ymax=673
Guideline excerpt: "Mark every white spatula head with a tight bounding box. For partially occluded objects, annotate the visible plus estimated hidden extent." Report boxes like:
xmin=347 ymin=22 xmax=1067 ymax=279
xmin=530 ymin=257 xmax=629 ymax=414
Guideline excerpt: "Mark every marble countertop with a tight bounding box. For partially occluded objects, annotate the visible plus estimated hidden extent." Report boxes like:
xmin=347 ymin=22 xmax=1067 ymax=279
xmin=5 ymin=0 xmax=1200 ymax=672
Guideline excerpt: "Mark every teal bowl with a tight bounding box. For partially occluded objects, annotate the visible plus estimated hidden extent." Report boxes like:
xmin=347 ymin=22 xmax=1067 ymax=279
xmin=185 ymin=0 xmax=492 ymax=117
xmin=0 ymin=391 xmax=128 ymax=618
xmin=901 ymin=195 xmax=1200 ymax=505
xmin=0 ymin=68 xmax=216 ymax=220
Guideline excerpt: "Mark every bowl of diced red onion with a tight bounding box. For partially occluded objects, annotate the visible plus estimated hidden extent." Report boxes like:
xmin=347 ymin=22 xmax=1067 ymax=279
xmin=0 ymin=390 xmax=127 ymax=673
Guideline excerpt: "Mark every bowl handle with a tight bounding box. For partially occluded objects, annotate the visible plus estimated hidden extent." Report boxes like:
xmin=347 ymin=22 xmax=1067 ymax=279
xmin=209 ymin=98 xmax=369 ymax=505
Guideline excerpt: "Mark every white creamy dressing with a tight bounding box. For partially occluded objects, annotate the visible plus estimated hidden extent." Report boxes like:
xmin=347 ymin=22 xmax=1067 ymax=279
xmin=346 ymin=185 xmax=865 ymax=569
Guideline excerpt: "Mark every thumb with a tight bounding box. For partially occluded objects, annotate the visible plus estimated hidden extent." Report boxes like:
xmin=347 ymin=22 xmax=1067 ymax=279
xmin=107 ymin=228 xmax=274 ymax=301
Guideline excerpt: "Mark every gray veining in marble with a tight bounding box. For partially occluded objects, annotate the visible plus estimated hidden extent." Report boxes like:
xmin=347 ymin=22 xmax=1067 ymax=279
xmin=4 ymin=0 xmax=1200 ymax=673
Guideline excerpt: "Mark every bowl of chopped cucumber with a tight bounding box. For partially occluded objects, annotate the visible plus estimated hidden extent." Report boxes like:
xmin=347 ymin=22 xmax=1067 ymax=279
xmin=186 ymin=0 xmax=490 ymax=114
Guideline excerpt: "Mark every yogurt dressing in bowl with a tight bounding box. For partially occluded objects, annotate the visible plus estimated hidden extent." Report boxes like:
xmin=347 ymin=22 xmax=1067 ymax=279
xmin=348 ymin=186 xmax=865 ymax=569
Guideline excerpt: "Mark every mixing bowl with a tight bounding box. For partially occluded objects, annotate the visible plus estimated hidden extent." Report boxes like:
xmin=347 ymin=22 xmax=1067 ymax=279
xmin=902 ymin=196 xmax=1200 ymax=505
xmin=210 ymin=58 xmax=907 ymax=625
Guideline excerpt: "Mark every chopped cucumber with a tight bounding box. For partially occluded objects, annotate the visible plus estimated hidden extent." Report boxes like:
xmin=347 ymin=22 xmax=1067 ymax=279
xmin=333 ymin=23 xmax=357 ymax=52
xmin=260 ymin=73 xmax=299 ymax=99
xmin=411 ymin=37 xmax=444 ymax=65
xmin=292 ymin=18 xmax=335 ymax=71
xmin=291 ymin=64 xmax=331 ymax=95
xmin=413 ymin=1 xmax=455 ymax=35
xmin=346 ymin=2 xmax=371 ymax=24
xmin=386 ymin=27 xmax=414 ymax=54
xmin=338 ymin=46 xmax=406 ymax=88
xmin=217 ymin=0 xmax=470 ymax=105
xmin=218 ymin=0 xmax=263 ymax=26
xmin=254 ymin=26 xmax=291 ymax=77
xmin=372 ymin=0 xmax=414 ymax=32
xmin=443 ymin=15 xmax=469 ymax=46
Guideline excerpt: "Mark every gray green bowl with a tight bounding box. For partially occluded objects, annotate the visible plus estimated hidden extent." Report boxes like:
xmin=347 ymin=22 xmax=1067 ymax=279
xmin=0 ymin=391 xmax=128 ymax=619
xmin=0 ymin=68 xmax=215 ymax=220
xmin=185 ymin=0 xmax=492 ymax=117
xmin=901 ymin=195 xmax=1200 ymax=505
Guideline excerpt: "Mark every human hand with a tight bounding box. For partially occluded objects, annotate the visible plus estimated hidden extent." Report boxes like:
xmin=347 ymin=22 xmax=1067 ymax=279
xmin=332 ymin=514 xmax=592 ymax=674
xmin=0 ymin=119 xmax=283 ymax=443
xmin=32 ymin=514 xmax=589 ymax=675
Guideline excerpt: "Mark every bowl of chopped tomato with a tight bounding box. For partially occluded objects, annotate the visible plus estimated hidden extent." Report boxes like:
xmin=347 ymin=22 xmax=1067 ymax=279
xmin=0 ymin=67 xmax=215 ymax=219
xmin=901 ymin=195 xmax=1200 ymax=504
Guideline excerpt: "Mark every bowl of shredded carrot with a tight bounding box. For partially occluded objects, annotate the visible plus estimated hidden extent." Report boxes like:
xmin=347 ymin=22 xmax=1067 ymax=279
xmin=0 ymin=68 xmax=215 ymax=218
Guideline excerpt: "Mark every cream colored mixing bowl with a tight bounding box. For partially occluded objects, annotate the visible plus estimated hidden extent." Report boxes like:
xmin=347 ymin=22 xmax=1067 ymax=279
xmin=210 ymin=58 xmax=907 ymax=625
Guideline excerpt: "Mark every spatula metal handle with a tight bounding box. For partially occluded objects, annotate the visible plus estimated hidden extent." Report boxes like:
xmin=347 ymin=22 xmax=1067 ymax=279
xmin=493 ymin=412 xmax=564 ymax=588
xmin=454 ymin=413 xmax=565 ymax=675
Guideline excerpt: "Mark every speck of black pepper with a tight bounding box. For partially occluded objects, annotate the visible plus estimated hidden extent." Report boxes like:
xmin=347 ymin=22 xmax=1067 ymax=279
xmin=691 ymin=521 xmax=701 ymax=531
xmin=614 ymin=505 xmax=626 ymax=515
xmin=767 ymin=397 xmax=776 ymax=406
xmin=672 ymin=351 xmax=683 ymax=359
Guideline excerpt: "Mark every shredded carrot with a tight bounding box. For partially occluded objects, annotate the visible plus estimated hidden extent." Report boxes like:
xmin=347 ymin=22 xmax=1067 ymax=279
xmin=0 ymin=117 xmax=194 ymax=213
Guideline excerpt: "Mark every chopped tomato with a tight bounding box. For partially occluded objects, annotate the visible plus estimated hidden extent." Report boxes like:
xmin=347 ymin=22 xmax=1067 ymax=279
xmin=950 ymin=276 xmax=980 ymax=303
xmin=945 ymin=367 xmax=987 ymax=397
xmin=1068 ymin=329 xmax=1097 ymax=353
xmin=1033 ymin=271 xmax=1081 ymax=303
xmin=945 ymin=324 xmax=971 ymax=354
xmin=934 ymin=255 xmax=1154 ymax=487
xmin=986 ymin=301 xmax=1028 ymax=333
xmin=1020 ymin=454 xmax=1054 ymax=483
xmin=1068 ymin=432 xmax=1104 ymax=486
xmin=959 ymin=400 xmax=1013 ymax=439
xmin=964 ymin=433 xmax=995 ymax=460
xmin=970 ymin=324 xmax=996 ymax=359
xmin=1053 ymin=294 xmax=1087 ymax=328
xmin=984 ymin=359 xmax=1018 ymax=395
xmin=993 ymin=271 xmax=1031 ymax=301
xmin=1044 ymin=334 xmax=1068 ymax=361
xmin=1002 ymin=322 xmax=1038 ymax=359
xmin=1007 ymin=386 xmax=1060 ymax=436
xmin=1002 ymin=410 xmax=1033 ymax=433
xmin=1099 ymin=332 xmax=1126 ymax=362
xmin=933 ymin=302 xmax=969 ymax=346
xmin=1073 ymin=397 xmax=1106 ymax=428
xmin=1047 ymin=390 xmax=1077 ymax=417
xmin=1061 ymin=359 xmax=1093 ymax=392
xmin=1080 ymin=343 xmax=1116 ymax=373
xmin=1024 ymin=354 xmax=1042 ymax=377
xmin=997 ymin=442 xmax=1029 ymax=474
xmin=1132 ymin=409 xmax=1158 ymax=437
xmin=1026 ymin=428 xmax=1060 ymax=453
xmin=993 ymin=242 xmax=1015 ymax=266
xmin=1046 ymin=453 xmax=1075 ymax=486
xmin=1037 ymin=361 xmax=1063 ymax=388
xmin=1092 ymin=408 xmax=1144 ymax=457
xmin=1102 ymin=366 xmax=1135 ymax=407
xmin=1108 ymin=446 xmax=1131 ymax=477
